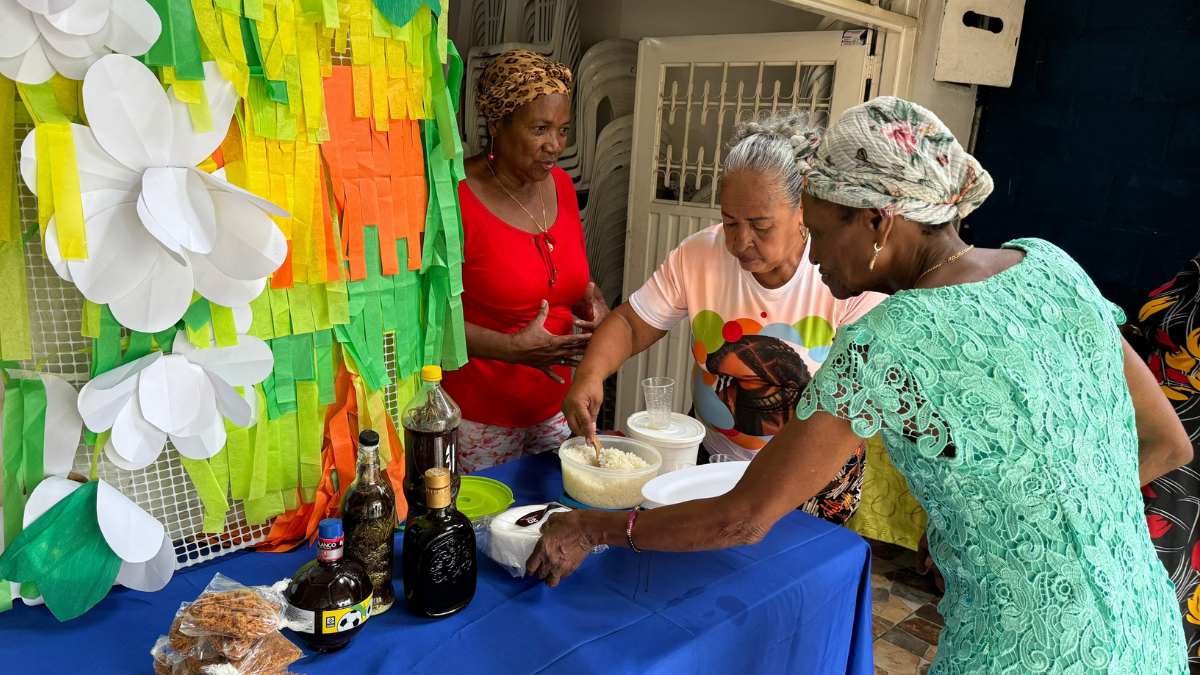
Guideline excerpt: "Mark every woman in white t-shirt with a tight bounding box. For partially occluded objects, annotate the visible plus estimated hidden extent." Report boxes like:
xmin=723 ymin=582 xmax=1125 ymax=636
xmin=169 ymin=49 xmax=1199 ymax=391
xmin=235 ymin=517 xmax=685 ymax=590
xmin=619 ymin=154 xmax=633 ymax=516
xmin=564 ymin=115 xmax=885 ymax=524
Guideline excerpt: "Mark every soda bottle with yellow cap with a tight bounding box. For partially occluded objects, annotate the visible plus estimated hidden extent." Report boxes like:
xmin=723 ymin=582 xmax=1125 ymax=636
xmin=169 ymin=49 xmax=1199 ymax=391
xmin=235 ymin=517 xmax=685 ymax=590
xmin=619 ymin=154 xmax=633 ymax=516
xmin=402 ymin=365 xmax=462 ymax=520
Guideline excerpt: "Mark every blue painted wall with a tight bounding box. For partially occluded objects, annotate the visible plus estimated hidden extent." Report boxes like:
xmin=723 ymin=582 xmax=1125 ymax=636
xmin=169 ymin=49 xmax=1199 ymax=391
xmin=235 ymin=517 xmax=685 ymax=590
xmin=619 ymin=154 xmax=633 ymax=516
xmin=964 ymin=0 xmax=1200 ymax=312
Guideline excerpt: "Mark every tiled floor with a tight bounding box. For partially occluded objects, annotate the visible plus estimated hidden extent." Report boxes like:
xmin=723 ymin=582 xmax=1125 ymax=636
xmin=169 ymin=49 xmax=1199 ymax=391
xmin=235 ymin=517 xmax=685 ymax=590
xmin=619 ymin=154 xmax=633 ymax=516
xmin=868 ymin=539 xmax=944 ymax=675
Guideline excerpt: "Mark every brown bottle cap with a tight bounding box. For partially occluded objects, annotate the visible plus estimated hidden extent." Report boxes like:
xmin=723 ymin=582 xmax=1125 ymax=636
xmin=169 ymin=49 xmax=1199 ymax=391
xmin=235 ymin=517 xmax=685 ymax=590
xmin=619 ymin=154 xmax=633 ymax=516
xmin=425 ymin=468 xmax=450 ymax=488
xmin=424 ymin=468 xmax=452 ymax=509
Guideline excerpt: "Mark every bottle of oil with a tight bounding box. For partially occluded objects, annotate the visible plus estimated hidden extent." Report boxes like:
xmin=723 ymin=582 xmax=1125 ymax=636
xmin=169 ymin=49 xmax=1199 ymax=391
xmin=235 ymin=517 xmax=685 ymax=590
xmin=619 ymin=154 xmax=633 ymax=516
xmin=402 ymin=366 xmax=461 ymax=520
xmin=341 ymin=429 xmax=396 ymax=615
xmin=402 ymin=468 xmax=477 ymax=617
xmin=284 ymin=519 xmax=373 ymax=652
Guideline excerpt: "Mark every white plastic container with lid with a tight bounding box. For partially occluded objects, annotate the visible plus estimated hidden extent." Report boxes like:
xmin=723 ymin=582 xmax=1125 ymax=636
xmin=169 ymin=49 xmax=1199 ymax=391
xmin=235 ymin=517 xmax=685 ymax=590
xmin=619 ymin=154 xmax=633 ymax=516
xmin=625 ymin=412 xmax=707 ymax=474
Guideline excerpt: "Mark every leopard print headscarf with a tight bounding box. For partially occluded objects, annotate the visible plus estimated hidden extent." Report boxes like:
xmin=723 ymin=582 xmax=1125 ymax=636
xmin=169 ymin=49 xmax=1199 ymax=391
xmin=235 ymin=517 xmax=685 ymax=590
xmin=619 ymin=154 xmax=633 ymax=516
xmin=476 ymin=49 xmax=573 ymax=123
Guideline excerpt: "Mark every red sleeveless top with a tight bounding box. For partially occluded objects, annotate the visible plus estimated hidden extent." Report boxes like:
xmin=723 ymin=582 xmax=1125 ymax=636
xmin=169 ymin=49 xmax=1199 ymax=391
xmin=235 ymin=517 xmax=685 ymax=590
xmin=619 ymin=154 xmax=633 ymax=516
xmin=442 ymin=167 xmax=591 ymax=427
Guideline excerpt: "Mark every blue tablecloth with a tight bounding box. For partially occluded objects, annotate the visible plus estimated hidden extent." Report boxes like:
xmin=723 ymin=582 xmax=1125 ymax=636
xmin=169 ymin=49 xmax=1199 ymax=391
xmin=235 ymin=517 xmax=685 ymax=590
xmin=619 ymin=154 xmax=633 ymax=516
xmin=0 ymin=454 xmax=874 ymax=674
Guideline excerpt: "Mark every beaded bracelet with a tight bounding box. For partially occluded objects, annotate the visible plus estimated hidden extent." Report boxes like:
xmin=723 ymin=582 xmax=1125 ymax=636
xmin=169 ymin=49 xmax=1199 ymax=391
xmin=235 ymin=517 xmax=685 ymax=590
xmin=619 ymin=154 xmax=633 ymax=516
xmin=625 ymin=509 xmax=641 ymax=553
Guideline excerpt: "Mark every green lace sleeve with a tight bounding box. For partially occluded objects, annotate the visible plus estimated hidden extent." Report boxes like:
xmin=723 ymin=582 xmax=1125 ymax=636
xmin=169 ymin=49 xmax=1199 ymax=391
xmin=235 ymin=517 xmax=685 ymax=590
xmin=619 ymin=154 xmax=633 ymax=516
xmin=797 ymin=323 xmax=955 ymax=458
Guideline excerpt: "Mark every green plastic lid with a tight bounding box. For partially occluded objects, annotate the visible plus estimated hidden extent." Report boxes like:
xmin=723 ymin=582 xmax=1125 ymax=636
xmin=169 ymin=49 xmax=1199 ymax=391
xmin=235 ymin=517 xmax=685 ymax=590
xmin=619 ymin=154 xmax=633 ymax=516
xmin=456 ymin=476 xmax=515 ymax=520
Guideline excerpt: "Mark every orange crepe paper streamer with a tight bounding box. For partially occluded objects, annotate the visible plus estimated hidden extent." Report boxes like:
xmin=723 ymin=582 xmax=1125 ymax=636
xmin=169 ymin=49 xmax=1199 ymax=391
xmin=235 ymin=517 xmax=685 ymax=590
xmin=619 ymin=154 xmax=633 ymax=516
xmin=321 ymin=66 xmax=427 ymax=282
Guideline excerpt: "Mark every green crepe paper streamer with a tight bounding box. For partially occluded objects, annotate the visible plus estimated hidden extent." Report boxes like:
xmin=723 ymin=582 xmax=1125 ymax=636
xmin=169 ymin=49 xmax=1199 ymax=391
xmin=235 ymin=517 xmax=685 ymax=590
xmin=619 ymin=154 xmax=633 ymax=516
xmin=444 ymin=295 xmax=467 ymax=369
xmin=0 ymin=577 xmax=10 ymax=613
xmin=249 ymin=291 xmax=273 ymax=340
xmin=266 ymin=416 xmax=284 ymax=491
xmin=296 ymin=381 xmax=322 ymax=503
xmin=210 ymin=304 xmax=238 ymax=347
xmin=142 ymin=0 xmax=174 ymax=67
xmin=297 ymin=0 xmax=322 ymax=19
xmin=270 ymin=337 xmax=297 ymax=409
xmin=209 ymin=441 xmax=230 ymax=500
xmin=372 ymin=0 xmax=438 ymax=32
xmin=261 ymin=371 xmax=281 ymax=420
xmin=321 ymin=0 xmax=339 ymax=28
xmin=168 ymin=0 xmax=205 ymax=79
xmin=3 ymin=383 xmax=25 ymax=551
xmin=226 ymin=420 xmax=252 ymax=501
xmin=327 ymin=283 xmax=349 ymax=326
xmin=214 ymin=0 xmax=240 ymax=15
xmin=19 ymin=379 xmax=46 ymax=495
xmin=182 ymin=298 xmax=212 ymax=334
xmin=179 ymin=455 xmax=230 ymax=533
xmin=153 ymin=326 xmax=179 ymax=353
xmin=288 ymin=286 xmax=316 ymax=335
xmin=124 ymin=331 xmax=153 ymax=363
xmin=0 ymin=482 xmax=123 ymax=622
xmin=314 ymin=330 xmax=335 ymax=405
xmin=142 ymin=0 xmax=204 ymax=79
xmin=243 ymin=492 xmax=284 ymax=525
xmin=248 ymin=386 xmax=270 ymax=501
xmin=362 ymin=228 xmax=387 ymax=387
xmin=292 ymin=333 xmax=315 ymax=381
xmin=282 ymin=488 xmax=298 ymax=511
xmin=244 ymin=0 xmax=265 ymax=21
xmin=393 ymin=246 xmax=420 ymax=378
xmin=241 ymin=19 xmax=289 ymax=104
xmin=269 ymin=287 xmax=292 ymax=338
xmin=275 ymin=412 xmax=300 ymax=493
xmin=91 ymin=307 xmax=122 ymax=379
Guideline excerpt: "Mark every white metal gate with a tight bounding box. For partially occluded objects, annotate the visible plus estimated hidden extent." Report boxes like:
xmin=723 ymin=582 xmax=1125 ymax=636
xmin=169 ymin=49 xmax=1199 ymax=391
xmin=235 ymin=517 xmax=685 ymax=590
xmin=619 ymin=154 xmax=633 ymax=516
xmin=616 ymin=30 xmax=872 ymax=425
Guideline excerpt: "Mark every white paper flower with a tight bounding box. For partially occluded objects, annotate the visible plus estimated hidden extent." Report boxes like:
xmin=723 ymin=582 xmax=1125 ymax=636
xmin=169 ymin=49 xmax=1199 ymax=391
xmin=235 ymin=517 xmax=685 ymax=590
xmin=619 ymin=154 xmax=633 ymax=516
xmin=24 ymin=476 xmax=176 ymax=593
xmin=0 ymin=0 xmax=162 ymax=84
xmin=76 ymin=332 xmax=273 ymax=470
xmin=1 ymin=374 xmax=173 ymax=606
xmin=20 ymin=54 xmax=289 ymax=333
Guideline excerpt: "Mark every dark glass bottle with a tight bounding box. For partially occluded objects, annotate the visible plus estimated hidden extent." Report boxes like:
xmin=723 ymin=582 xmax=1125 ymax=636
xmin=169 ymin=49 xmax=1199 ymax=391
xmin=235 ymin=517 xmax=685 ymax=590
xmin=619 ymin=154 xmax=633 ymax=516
xmin=402 ymin=366 xmax=462 ymax=521
xmin=402 ymin=468 xmax=477 ymax=618
xmin=341 ymin=429 xmax=396 ymax=615
xmin=284 ymin=519 xmax=373 ymax=652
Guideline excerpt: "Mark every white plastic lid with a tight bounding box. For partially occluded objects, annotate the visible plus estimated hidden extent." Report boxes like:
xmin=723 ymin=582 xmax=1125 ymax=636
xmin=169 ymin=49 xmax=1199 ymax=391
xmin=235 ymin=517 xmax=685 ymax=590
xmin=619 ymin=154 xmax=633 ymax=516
xmin=626 ymin=412 xmax=707 ymax=448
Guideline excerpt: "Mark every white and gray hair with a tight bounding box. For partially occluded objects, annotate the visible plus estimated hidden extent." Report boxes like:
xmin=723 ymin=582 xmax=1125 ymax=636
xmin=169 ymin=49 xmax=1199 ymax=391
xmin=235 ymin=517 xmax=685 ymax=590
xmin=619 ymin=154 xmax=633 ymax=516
xmin=720 ymin=113 xmax=822 ymax=208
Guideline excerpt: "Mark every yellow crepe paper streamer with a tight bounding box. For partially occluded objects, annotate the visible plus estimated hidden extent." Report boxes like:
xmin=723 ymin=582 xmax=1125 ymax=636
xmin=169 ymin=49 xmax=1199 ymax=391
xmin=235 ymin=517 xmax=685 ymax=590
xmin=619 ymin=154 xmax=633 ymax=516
xmin=17 ymin=81 xmax=86 ymax=260
xmin=0 ymin=86 xmax=32 ymax=361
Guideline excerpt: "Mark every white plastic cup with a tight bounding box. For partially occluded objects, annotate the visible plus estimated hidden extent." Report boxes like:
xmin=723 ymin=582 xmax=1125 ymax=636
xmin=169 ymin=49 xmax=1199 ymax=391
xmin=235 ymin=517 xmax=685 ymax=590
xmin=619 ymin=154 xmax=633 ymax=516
xmin=641 ymin=377 xmax=675 ymax=429
xmin=626 ymin=412 xmax=707 ymax=474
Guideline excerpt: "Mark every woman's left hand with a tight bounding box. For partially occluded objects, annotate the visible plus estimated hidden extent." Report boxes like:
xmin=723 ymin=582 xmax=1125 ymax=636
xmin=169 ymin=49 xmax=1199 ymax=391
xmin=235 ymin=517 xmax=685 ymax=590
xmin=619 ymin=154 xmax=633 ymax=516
xmin=572 ymin=282 xmax=610 ymax=332
xmin=526 ymin=511 xmax=596 ymax=587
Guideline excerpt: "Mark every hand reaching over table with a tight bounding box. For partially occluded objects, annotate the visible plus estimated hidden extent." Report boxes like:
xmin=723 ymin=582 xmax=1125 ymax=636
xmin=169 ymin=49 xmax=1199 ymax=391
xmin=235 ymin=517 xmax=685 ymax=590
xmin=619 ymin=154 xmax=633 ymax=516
xmin=525 ymin=511 xmax=597 ymax=587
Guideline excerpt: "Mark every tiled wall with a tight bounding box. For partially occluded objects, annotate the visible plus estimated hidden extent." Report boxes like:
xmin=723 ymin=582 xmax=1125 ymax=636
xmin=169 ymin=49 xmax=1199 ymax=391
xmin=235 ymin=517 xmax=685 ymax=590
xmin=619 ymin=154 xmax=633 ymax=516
xmin=965 ymin=0 xmax=1200 ymax=312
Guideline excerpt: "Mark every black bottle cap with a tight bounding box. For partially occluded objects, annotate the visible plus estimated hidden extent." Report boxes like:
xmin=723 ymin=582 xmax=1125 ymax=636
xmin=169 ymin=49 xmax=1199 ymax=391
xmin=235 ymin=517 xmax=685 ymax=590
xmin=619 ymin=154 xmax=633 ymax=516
xmin=358 ymin=429 xmax=379 ymax=447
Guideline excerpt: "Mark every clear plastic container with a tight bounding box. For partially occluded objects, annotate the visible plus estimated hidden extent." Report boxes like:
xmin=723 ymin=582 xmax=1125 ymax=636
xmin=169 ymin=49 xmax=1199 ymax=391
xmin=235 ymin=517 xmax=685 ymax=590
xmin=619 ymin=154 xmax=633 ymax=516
xmin=558 ymin=436 xmax=661 ymax=509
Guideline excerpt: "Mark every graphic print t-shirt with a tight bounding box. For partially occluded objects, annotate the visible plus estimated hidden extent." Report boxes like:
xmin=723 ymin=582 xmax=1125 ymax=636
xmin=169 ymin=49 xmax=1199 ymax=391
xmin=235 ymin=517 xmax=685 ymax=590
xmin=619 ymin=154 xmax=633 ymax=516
xmin=629 ymin=224 xmax=885 ymax=460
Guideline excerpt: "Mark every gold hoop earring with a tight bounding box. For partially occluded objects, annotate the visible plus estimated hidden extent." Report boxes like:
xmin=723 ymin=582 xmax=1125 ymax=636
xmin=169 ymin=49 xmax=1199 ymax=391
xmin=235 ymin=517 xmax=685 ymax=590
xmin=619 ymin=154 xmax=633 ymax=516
xmin=868 ymin=242 xmax=883 ymax=271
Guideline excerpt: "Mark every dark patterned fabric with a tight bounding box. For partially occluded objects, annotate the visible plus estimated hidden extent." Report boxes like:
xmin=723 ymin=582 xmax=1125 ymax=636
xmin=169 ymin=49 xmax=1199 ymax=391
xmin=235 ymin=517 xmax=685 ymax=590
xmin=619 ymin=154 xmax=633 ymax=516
xmin=1131 ymin=254 xmax=1200 ymax=671
xmin=475 ymin=49 xmax=572 ymax=122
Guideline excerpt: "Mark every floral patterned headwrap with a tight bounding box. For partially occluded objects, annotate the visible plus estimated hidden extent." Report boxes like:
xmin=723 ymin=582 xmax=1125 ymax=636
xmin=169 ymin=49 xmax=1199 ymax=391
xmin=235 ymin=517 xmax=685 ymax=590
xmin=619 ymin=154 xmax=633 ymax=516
xmin=476 ymin=49 xmax=573 ymax=122
xmin=804 ymin=96 xmax=993 ymax=225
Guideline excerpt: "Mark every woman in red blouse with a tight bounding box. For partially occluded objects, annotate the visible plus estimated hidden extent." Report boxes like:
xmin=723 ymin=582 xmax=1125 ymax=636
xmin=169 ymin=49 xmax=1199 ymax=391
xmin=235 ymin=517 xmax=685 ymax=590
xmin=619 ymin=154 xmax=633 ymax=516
xmin=443 ymin=49 xmax=607 ymax=472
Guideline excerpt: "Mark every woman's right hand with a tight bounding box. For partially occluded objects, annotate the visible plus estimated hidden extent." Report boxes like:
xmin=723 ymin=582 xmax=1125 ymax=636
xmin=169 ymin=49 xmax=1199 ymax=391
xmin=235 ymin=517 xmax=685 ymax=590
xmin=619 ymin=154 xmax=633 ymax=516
xmin=510 ymin=300 xmax=592 ymax=384
xmin=563 ymin=375 xmax=604 ymax=441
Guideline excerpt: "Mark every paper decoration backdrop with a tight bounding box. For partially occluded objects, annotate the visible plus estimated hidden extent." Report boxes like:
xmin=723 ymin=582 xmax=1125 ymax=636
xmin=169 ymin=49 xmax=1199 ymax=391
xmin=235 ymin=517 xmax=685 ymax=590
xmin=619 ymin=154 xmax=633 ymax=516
xmin=0 ymin=0 xmax=466 ymax=620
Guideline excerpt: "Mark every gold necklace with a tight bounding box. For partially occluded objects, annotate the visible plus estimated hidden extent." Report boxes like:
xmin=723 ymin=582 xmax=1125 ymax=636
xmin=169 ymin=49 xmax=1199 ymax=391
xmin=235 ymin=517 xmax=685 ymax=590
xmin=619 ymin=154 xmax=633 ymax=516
xmin=915 ymin=244 xmax=975 ymax=284
xmin=487 ymin=161 xmax=553 ymax=250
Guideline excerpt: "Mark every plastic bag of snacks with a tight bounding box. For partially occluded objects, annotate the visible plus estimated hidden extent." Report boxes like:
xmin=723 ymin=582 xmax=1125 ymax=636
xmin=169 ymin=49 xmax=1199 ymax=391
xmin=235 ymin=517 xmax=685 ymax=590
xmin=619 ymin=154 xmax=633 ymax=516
xmin=177 ymin=575 xmax=287 ymax=642
xmin=151 ymin=574 xmax=302 ymax=675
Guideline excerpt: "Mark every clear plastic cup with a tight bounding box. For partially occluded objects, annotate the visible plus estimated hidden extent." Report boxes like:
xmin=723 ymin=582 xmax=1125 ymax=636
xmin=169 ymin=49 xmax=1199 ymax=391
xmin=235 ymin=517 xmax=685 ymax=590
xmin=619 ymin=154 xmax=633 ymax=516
xmin=641 ymin=377 xmax=675 ymax=429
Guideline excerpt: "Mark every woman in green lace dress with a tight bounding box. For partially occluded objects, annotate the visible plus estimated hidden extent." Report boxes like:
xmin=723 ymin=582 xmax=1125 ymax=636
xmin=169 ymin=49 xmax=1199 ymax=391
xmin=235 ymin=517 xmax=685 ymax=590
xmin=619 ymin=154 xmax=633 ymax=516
xmin=528 ymin=97 xmax=1192 ymax=672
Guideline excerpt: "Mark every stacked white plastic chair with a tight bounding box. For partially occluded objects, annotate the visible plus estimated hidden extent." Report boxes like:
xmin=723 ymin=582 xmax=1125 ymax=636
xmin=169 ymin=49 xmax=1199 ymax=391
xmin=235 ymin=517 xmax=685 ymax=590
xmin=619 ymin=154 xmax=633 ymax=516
xmin=463 ymin=0 xmax=580 ymax=156
xmin=558 ymin=39 xmax=637 ymax=190
xmin=581 ymin=115 xmax=634 ymax=306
